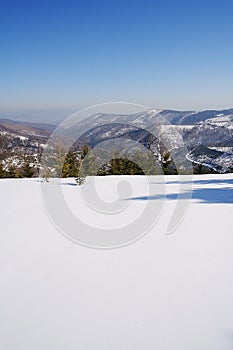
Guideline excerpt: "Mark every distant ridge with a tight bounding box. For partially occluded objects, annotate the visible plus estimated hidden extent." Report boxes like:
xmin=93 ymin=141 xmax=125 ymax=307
xmin=0 ymin=118 xmax=56 ymax=132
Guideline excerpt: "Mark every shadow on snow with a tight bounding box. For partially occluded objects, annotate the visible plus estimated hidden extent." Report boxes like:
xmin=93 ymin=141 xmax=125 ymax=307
xmin=128 ymin=178 xmax=233 ymax=204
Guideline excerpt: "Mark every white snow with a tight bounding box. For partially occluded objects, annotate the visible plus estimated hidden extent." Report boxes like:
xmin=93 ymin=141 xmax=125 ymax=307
xmin=204 ymin=114 xmax=233 ymax=129
xmin=17 ymin=135 xmax=28 ymax=141
xmin=0 ymin=175 xmax=233 ymax=350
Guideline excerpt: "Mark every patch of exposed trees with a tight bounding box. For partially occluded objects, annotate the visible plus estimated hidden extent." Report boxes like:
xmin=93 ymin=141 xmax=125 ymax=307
xmin=0 ymin=142 xmax=220 ymax=181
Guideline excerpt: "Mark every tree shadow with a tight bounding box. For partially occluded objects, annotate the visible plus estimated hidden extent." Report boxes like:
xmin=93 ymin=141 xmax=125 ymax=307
xmin=61 ymin=182 xmax=77 ymax=186
xmin=128 ymin=187 xmax=233 ymax=204
xmin=163 ymin=178 xmax=233 ymax=186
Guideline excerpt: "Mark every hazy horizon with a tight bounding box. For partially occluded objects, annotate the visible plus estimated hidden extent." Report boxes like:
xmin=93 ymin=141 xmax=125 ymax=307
xmin=1 ymin=104 xmax=233 ymax=125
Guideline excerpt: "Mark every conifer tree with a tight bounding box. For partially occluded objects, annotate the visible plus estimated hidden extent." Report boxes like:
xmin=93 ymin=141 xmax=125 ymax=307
xmin=7 ymin=165 xmax=18 ymax=178
xmin=21 ymin=162 xmax=35 ymax=178
xmin=53 ymin=141 xmax=67 ymax=177
xmin=0 ymin=162 xmax=6 ymax=178
xmin=75 ymin=145 xmax=97 ymax=184
xmin=161 ymin=151 xmax=177 ymax=175
xmin=62 ymin=150 xmax=79 ymax=178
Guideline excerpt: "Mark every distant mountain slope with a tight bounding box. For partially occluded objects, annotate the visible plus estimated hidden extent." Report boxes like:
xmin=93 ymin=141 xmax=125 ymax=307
xmin=0 ymin=108 xmax=233 ymax=174
xmin=0 ymin=119 xmax=55 ymax=174
xmin=0 ymin=118 xmax=55 ymax=132
xmin=178 ymin=108 xmax=233 ymax=125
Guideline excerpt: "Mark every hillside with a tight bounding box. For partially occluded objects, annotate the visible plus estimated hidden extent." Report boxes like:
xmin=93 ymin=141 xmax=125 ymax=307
xmin=0 ymin=108 xmax=233 ymax=175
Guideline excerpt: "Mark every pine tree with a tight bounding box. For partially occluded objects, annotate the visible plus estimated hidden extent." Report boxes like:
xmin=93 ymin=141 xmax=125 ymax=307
xmin=161 ymin=151 xmax=177 ymax=175
xmin=62 ymin=150 xmax=79 ymax=178
xmin=21 ymin=162 xmax=35 ymax=178
xmin=81 ymin=144 xmax=89 ymax=159
xmin=75 ymin=145 xmax=98 ymax=184
xmin=131 ymin=150 xmax=157 ymax=175
xmin=53 ymin=141 xmax=67 ymax=177
xmin=7 ymin=165 xmax=18 ymax=178
xmin=0 ymin=162 xmax=6 ymax=178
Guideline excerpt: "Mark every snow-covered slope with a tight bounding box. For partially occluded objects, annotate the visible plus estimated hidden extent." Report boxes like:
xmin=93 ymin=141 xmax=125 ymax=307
xmin=1 ymin=108 xmax=233 ymax=174
xmin=0 ymin=175 xmax=233 ymax=350
xmin=203 ymin=114 xmax=233 ymax=129
xmin=66 ymin=108 xmax=233 ymax=172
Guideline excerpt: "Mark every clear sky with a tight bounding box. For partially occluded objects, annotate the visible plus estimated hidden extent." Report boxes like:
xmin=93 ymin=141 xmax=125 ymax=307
xmin=1 ymin=0 xmax=233 ymax=120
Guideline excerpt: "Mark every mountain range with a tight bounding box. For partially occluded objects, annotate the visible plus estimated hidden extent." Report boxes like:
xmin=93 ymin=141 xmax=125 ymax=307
xmin=0 ymin=108 xmax=233 ymax=174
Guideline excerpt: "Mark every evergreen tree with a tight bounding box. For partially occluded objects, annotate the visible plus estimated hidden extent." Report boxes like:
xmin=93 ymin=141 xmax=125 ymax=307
xmin=53 ymin=141 xmax=67 ymax=177
xmin=0 ymin=162 xmax=6 ymax=178
xmin=7 ymin=165 xmax=18 ymax=178
xmin=81 ymin=144 xmax=89 ymax=159
xmin=161 ymin=151 xmax=177 ymax=175
xmin=75 ymin=145 xmax=98 ymax=184
xmin=62 ymin=150 xmax=79 ymax=178
xmin=131 ymin=149 xmax=160 ymax=175
xmin=21 ymin=162 xmax=35 ymax=178
xmin=97 ymin=149 xmax=161 ymax=176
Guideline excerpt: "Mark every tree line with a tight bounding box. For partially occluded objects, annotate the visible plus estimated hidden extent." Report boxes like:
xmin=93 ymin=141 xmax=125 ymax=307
xmin=40 ymin=144 xmax=177 ymax=183
xmin=0 ymin=159 xmax=37 ymax=178
xmin=0 ymin=143 xmax=218 ymax=181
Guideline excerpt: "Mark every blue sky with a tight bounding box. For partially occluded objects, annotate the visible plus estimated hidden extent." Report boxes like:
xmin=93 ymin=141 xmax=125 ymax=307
xmin=1 ymin=0 xmax=233 ymax=120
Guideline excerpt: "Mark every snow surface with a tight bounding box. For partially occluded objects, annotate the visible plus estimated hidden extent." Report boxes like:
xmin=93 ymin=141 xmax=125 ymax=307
xmin=0 ymin=175 xmax=233 ymax=350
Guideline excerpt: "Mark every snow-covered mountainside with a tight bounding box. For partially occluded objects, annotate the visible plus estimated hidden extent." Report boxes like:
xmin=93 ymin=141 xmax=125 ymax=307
xmin=70 ymin=108 xmax=233 ymax=173
xmin=187 ymin=146 xmax=233 ymax=173
xmin=0 ymin=108 xmax=233 ymax=174
xmin=0 ymin=175 xmax=233 ymax=350
xmin=75 ymin=108 xmax=233 ymax=128
xmin=0 ymin=119 xmax=55 ymax=174
xmin=202 ymin=114 xmax=233 ymax=128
